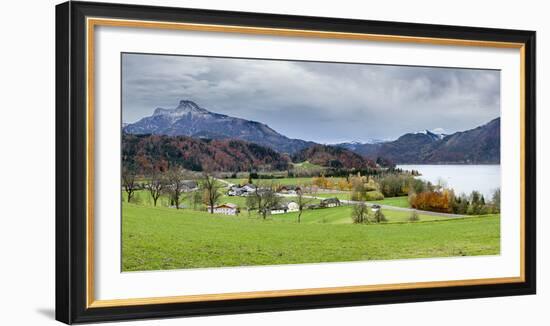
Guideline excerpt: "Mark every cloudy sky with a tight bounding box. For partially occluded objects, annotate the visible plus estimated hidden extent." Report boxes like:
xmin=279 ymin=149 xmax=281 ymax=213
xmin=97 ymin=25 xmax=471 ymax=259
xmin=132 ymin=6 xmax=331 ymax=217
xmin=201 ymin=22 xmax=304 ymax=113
xmin=122 ymin=53 xmax=500 ymax=143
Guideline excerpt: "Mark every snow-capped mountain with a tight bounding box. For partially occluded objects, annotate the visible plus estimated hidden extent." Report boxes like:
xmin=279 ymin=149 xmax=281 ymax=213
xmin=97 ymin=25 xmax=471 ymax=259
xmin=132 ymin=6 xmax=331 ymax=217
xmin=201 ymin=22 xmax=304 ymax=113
xmin=333 ymin=138 xmax=387 ymax=149
xmin=124 ymin=99 xmax=500 ymax=164
xmin=423 ymin=129 xmax=448 ymax=141
xmin=123 ymin=100 xmax=315 ymax=154
xmin=336 ymin=119 xmax=500 ymax=164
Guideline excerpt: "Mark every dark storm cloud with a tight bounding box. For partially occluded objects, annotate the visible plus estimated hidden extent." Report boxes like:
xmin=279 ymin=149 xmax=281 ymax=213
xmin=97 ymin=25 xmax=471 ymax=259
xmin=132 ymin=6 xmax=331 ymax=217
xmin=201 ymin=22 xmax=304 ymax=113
xmin=122 ymin=53 xmax=500 ymax=143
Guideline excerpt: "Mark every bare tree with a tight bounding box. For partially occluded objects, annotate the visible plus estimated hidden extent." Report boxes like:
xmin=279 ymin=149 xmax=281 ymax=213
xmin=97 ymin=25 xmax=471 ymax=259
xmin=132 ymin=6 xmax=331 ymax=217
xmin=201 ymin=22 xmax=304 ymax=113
xmin=295 ymin=186 xmax=316 ymax=223
xmin=373 ymin=209 xmax=387 ymax=223
xmin=122 ymin=167 xmax=137 ymax=203
xmin=246 ymin=182 xmax=281 ymax=219
xmin=165 ymin=167 xmax=189 ymax=209
xmin=145 ymin=170 xmax=165 ymax=207
xmin=200 ymin=173 xmax=223 ymax=214
xmin=187 ymin=189 xmax=203 ymax=210
xmin=245 ymin=192 xmax=258 ymax=216
xmin=408 ymin=210 xmax=420 ymax=222
xmin=351 ymin=201 xmax=368 ymax=224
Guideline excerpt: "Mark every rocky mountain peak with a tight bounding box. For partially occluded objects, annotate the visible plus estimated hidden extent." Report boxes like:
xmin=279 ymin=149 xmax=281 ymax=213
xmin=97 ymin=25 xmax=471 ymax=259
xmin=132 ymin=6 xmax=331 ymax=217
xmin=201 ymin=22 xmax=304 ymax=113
xmin=425 ymin=129 xmax=446 ymax=141
xmin=153 ymin=100 xmax=208 ymax=117
xmin=176 ymin=100 xmax=205 ymax=111
xmin=124 ymin=100 xmax=315 ymax=154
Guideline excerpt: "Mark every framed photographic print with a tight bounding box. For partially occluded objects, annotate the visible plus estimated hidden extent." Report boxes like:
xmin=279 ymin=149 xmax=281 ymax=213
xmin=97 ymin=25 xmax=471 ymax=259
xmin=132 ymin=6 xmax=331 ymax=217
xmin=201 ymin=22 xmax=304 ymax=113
xmin=56 ymin=1 xmax=536 ymax=324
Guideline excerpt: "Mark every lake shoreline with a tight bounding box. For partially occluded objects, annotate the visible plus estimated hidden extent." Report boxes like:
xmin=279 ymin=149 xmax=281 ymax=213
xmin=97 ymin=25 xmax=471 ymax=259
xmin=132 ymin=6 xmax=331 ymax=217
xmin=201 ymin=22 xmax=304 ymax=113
xmin=397 ymin=164 xmax=501 ymax=199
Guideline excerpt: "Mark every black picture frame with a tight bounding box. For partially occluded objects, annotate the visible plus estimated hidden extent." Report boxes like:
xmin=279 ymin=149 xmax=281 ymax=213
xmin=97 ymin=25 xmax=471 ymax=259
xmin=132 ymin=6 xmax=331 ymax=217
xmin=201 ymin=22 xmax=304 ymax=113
xmin=56 ymin=1 xmax=536 ymax=324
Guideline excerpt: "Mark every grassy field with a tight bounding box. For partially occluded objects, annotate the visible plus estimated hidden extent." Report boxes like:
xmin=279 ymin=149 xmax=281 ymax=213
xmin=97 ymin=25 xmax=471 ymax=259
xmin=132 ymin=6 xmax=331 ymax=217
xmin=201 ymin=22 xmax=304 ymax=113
xmin=367 ymin=196 xmax=410 ymax=208
xmin=122 ymin=201 xmax=500 ymax=271
xmin=313 ymin=193 xmax=410 ymax=208
xmin=314 ymin=192 xmax=352 ymax=200
xmin=272 ymin=206 xmax=453 ymax=224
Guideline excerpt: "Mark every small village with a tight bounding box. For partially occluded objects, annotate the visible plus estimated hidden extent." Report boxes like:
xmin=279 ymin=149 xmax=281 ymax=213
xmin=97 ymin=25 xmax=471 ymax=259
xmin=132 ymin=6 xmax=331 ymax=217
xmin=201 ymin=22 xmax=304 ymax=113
xmin=212 ymin=183 xmax=342 ymax=216
xmin=129 ymin=177 xmax=347 ymax=216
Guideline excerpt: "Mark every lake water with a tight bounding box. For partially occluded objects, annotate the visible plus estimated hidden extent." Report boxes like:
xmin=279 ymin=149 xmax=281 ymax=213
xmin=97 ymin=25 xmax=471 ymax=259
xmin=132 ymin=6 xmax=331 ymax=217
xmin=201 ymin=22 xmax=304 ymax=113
xmin=397 ymin=164 xmax=501 ymax=199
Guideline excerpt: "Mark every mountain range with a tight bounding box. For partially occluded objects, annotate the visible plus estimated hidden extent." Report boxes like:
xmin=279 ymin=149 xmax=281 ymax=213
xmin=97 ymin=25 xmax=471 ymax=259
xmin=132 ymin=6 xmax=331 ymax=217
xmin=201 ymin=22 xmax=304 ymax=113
xmin=124 ymin=100 xmax=314 ymax=154
xmin=124 ymin=100 xmax=500 ymax=165
xmin=336 ymin=118 xmax=500 ymax=164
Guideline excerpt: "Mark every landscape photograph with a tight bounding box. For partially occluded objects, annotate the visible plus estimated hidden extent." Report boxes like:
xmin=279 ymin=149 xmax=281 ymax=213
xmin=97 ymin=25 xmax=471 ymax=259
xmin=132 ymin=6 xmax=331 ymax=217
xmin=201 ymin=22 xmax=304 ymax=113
xmin=121 ymin=53 xmax=501 ymax=272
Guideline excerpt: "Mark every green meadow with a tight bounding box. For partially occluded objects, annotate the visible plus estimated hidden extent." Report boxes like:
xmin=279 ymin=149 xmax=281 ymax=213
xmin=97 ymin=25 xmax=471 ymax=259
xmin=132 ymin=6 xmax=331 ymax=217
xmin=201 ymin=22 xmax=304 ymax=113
xmin=122 ymin=195 xmax=500 ymax=271
xmin=295 ymin=192 xmax=411 ymax=208
xmin=367 ymin=196 xmax=411 ymax=208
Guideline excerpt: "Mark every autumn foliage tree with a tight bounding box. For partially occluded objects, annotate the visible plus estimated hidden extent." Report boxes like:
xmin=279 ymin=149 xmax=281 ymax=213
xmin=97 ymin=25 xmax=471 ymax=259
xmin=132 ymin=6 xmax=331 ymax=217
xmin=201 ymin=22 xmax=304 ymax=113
xmin=122 ymin=133 xmax=289 ymax=174
xmin=312 ymin=175 xmax=334 ymax=189
xmin=337 ymin=179 xmax=352 ymax=191
xmin=410 ymin=190 xmax=453 ymax=213
xmin=349 ymin=175 xmax=382 ymax=201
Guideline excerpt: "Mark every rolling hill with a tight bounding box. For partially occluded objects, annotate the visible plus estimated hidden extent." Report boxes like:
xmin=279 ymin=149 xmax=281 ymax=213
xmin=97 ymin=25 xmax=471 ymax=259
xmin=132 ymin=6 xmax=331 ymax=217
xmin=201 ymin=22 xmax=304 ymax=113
xmin=122 ymin=133 xmax=290 ymax=173
xmin=292 ymin=144 xmax=376 ymax=169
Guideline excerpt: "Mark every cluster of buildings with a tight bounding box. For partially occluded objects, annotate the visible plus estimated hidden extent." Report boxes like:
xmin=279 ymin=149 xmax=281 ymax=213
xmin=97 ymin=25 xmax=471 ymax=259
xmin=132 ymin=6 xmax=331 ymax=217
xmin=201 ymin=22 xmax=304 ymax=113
xmin=306 ymin=197 xmax=341 ymax=210
xmin=209 ymin=201 xmax=300 ymax=216
xmin=136 ymin=180 xmax=198 ymax=192
xmin=201 ymin=182 xmax=342 ymax=216
xmin=227 ymin=184 xmax=304 ymax=197
xmin=227 ymin=184 xmax=256 ymax=196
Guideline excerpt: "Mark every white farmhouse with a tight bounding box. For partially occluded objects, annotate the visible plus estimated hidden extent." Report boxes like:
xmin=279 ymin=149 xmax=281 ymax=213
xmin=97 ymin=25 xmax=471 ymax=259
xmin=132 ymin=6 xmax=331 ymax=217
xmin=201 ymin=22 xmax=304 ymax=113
xmin=270 ymin=202 xmax=300 ymax=215
xmin=242 ymin=184 xmax=256 ymax=194
xmin=210 ymin=203 xmax=239 ymax=215
xmin=287 ymin=201 xmax=299 ymax=212
xmin=320 ymin=197 xmax=341 ymax=208
xmin=269 ymin=204 xmax=288 ymax=215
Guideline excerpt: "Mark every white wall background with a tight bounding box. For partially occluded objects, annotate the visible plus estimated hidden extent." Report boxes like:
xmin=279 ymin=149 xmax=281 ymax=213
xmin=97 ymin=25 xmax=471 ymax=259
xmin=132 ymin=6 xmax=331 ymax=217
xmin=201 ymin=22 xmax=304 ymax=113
xmin=0 ymin=0 xmax=546 ymax=325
